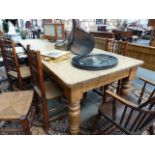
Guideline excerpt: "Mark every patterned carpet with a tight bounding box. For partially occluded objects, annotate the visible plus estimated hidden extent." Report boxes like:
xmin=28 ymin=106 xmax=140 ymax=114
xmin=0 ymin=66 xmax=153 ymax=135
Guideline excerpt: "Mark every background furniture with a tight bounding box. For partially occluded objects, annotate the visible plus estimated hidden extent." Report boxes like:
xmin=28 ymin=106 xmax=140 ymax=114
xmin=19 ymin=39 xmax=143 ymax=134
xmin=43 ymin=23 xmax=65 ymax=41
xmin=0 ymin=39 xmax=31 ymax=90
xmin=106 ymin=39 xmax=128 ymax=94
xmin=93 ymin=76 xmax=155 ymax=134
xmin=95 ymin=37 xmax=128 ymax=56
xmin=91 ymin=32 xmax=114 ymax=39
xmin=148 ymin=19 xmax=155 ymax=47
xmin=106 ymin=39 xmax=128 ymax=56
xmin=95 ymin=37 xmax=155 ymax=72
xmin=94 ymin=38 xmax=128 ymax=95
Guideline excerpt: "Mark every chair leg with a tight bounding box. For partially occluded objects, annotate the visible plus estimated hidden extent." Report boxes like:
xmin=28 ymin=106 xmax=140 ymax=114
xmin=149 ymin=125 xmax=154 ymax=135
xmin=20 ymin=116 xmax=31 ymax=135
xmin=117 ymin=80 xmax=122 ymax=95
xmin=83 ymin=92 xmax=87 ymax=99
xmin=92 ymin=113 xmax=101 ymax=134
xmin=33 ymin=92 xmax=40 ymax=118
xmin=41 ymin=98 xmax=49 ymax=132
xmin=80 ymin=92 xmax=87 ymax=104
xmin=18 ymin=78 xmax=24 ymax=90
xmin=102 ymin=85 xmax=109 ymax=104
xmin=7 ymin=75 xmax=13 ymax=91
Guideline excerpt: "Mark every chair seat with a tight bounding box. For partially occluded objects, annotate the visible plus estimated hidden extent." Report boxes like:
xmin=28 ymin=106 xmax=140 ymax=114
xmin=34 ymin=80 xmax=63 ymax=100
xmin=0 ymin=90 xmax=33 ymax=120
xmin=8 ymin=66 xmax=31 ymax=78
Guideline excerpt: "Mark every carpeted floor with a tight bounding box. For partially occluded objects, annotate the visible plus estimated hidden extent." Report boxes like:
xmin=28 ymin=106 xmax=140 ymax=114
xmin=0 ymin=66 xmax=153 ymax=135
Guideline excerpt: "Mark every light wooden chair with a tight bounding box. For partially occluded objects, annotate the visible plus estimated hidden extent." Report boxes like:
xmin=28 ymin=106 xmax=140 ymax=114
xmin=94 ymin=37 xmax=108 ymax=51
xmin=107 ymin=39 xmax=129 ymax=94
xmin=93 ymin=39 xmax=128 ymax=96
xmin=93 ymin=77 xmax=155 ymax=135
xmin=94 ymin=37 xmax=128 ymax=56
xmin=27 ymin=45 xmax=67 ymax=132
xmin=0 ymin=89 xmax=34 ymax=134
xmin=0 ymin=39 xmax=31 ymax=90
xmin=106 ymin=39 xmax=128 ymax=56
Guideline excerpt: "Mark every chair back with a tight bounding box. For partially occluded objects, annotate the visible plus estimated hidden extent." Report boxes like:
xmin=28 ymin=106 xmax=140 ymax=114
xmin=0 ymin=39 xmax=20 ymax=72
xmin=106 ymin=39 xmax=128 ymax=56
xmin=0 ymin=39 xmax=23 ymax=89
xmin=94 ymin=37 xmax=108 ymax=51
xmin=104 ymin=91 xmax=155 ymax=134
xmin=27 ymin=45 xmax=46 ymax=99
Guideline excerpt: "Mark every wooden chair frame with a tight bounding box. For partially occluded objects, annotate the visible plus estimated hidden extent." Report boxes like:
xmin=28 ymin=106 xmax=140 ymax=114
xmin=0 ymin=39 xmax=26 ymax=89
xmin=0 ymin=90 xmax=34 ymax=135
xmin=27 ymin=45 xmax=67 ymax=132
xmin=106 ymin=39 xmax=128 ymax=56
xmin=93 ymin=39 xmax=128 ymax=96
xmin=93 ymin=77 xmax=155 ymax=135
xmin=27 ymin=46 xmax=49 ymax=131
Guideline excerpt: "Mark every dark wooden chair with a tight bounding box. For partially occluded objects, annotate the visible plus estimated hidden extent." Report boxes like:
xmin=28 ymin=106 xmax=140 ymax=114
xmin=0 ymin=39 xmax=31 ymax=90
xmin=27 ymin=45 xmax=67 ymax=132
xmin=93 ymin=77 xmax=155 ymax=135
xmin=0 ymin=89 xmax=34 ymax=134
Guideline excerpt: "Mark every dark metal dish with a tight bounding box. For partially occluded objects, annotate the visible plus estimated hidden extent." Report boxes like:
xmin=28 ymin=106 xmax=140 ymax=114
xmin=72 ymin=54 xmax=118 ymax=70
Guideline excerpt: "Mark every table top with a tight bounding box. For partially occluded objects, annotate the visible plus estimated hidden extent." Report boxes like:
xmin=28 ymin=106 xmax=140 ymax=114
xmin=19 ymin=39 xmax=143 ymax=87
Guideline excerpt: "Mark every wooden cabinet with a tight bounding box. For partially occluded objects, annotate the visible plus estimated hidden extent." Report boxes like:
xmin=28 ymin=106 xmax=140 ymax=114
xmin=148 ymin=19 xmax=155 ymax=47
xmin=43 ymin=23 xmax=65 ymax=41
xmin=91 ymin=31 xmax=114 ymax=38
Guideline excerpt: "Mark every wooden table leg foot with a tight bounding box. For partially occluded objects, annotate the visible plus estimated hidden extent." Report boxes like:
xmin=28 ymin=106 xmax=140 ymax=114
xmin=69 ymin=101 xmax=80 ymax=135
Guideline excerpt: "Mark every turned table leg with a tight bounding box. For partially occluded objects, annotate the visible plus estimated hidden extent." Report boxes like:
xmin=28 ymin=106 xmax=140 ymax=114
xmin=120 ymin=77 xmax=132 ymax=96
xmin=68 ymin=101 xmax=80 ymax=135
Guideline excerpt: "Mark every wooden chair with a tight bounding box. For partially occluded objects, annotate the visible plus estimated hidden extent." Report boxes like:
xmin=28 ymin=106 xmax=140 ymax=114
xmin=0 ymin=39 xmax=31 ymax=90
xmin=94 ymin=37 xmax=108 ymax=51
xmin=93 ymin=39 xmax=128 ymax=96
xmin=0 ymin=89 xmax=34 ymax=134
xmin=27 ymin=45 xmax=67 ymax=132
xmin=106 ymin=39 xmax=128 ymax=56
xmin=93 ymin=77 xmax=155 ymax=135
xmin=106 ymin=39 xmax=128 ymax=94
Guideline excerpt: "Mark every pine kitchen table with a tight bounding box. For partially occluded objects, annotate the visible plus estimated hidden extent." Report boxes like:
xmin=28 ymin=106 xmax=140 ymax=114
xmin=19 ymin=39 xmax=143 ymax=135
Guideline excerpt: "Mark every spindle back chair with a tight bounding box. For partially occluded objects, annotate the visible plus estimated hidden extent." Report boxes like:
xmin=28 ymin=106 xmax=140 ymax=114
xmin=106 ymin=39 xmax=128 ymax=56
xmin=27 ymin=45 xmax=66 ymax=132
xmin=0 ymin=39 xmax=30 ymax=90
xmin=93 ymin=77 xmax=155 ymax=134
